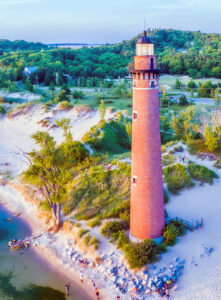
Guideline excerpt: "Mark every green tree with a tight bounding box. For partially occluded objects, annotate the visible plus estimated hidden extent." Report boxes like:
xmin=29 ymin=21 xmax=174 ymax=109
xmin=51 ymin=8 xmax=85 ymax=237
xmin=178 ymin=95 xmax=189 ymax=106
xmin=175 ymin=78 xmax=182 ymax=90
xmin=213 ymin=88 xmax=221 ymax=105
xmin=25 ymin=77 xmax=33 ymax=92
xmin=204 ymin=124 xmax=219 ymax=152
xmin=99 ymin=100 xmax=106 ymax=121
xmin=22 ymin=131 xmax=89 ymax=230
xmin=171 ymin=107 xmax=195 ymax=140
xmin=72 ymin=90 xmax=85 ymax=99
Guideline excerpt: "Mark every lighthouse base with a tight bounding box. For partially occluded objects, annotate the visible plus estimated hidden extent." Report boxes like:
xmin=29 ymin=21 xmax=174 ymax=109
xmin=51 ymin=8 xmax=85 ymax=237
xmin=129 ymin=232 xmax=164 ymax=244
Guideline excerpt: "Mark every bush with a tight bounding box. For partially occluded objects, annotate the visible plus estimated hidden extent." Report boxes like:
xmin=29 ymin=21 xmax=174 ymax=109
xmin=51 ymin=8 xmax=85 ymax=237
xmin=100 ymin=221 xmax=124 ymax=238
xmin=162 ymin=154 xmax=175 ymax=167
xmin=57 ymin=101 xmax=73 ymax=111
xmin=40 ymin=200 xmax=51 ymax=212
xmin=78 ymin=228 xmax=89 ymax=238
xmin=188 ymin=163 xmax=218 ymax=184
xmin=163 ymin=163 xmax=194 ymax=194
xmin=87 ymin=216 xmax=101 ymax=228
xmin=170 ymin=220 xmax=187 ymax=236
xmin=0 ymin=105 xmax=5 ymax=114
xmin=124 ymin=239 xmax=159 ymax=269
xmin=214 ymin=159 xmax=221 ymax=169
xmin=89 ymin=236 xmax=100 ymax=250
xmin=62 ymin=202 xmax=74 ymax=215
xmin=72 ymin=90 xmax=85 ymax=99
xmin=163 ymin=223 xmax=179 ymax=245
xmin=117 ymin=231 xmax=130 ymax=250
xmin=83 ymin=233 xmax=91 ymax=246
xmin=158 ymin=243 xmax=168 ymax=253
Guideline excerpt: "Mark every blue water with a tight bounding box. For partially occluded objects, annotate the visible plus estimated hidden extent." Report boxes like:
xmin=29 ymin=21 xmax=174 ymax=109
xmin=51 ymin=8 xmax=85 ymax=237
xmin=0 ymin=204 xmax=90 ymax=300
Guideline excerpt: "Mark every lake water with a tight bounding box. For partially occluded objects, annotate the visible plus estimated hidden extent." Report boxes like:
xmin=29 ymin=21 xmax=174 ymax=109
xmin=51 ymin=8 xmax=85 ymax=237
xmin=0 ymin=204 xmax=90 ymax=300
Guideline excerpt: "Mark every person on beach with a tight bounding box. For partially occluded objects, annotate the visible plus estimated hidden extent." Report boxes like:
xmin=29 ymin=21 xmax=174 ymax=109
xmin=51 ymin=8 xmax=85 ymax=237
xmin=95 ymin=287 xmax=100 ymax=299
xmin=65 ymin=282 xmax=70 ymax=296
xmin=165 ymin=287 xmax=170 ymax=299
xmin=92 ymin=280 xmax=96 ymax=289
xmin=80 ymin=271 xmax=84 ymax=282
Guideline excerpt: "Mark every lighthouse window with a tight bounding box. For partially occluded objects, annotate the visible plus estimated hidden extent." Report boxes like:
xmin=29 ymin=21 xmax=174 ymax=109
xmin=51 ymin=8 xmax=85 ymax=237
xmin=133 ymin=176 xmax=137 ymax=185
xmin=151 ymin=81 xmax=155 ymax=88
xmin=151 ymin=58 xmax=154 ymax=69
xmin=133 ymin=112 xmax=138 ymax=120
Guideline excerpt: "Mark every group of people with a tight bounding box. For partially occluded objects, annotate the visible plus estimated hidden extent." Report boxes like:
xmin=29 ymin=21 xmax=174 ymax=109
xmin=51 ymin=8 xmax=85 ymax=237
xmin=176 ymin=155 xmax=190 ymax=164
xmin=65 ymin=278 xmax=100 ymax=299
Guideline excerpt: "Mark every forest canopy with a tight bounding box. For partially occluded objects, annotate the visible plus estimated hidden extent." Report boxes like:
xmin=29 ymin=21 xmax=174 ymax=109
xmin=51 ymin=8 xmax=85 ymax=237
xmin=0 ymin=29 xmax=220 ymax=87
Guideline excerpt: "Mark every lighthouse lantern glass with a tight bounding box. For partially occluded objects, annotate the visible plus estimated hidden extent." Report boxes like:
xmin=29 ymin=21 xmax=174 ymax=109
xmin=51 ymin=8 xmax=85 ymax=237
xmin=136 ymin=43 xmax=154 ymax=56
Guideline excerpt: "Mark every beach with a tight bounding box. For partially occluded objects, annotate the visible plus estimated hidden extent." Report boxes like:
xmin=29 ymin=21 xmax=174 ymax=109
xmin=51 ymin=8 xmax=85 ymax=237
xmin=0 ymin=185 xmax=93 ymax=300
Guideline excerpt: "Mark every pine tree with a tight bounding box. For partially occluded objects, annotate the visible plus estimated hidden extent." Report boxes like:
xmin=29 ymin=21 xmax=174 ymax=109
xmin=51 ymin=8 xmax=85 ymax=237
xmin=25 ymin=77 xmax=33 ymax=92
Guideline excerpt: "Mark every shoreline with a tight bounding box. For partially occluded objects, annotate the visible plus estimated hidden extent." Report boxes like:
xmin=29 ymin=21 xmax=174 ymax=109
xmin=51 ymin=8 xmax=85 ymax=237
xmin=0 ymin=183 xmax=95 ymax=300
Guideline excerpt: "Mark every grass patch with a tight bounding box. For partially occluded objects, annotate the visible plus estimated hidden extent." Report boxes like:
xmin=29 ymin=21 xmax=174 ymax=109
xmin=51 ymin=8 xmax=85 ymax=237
xmin=82 ymin=120 xmax=131 ymax=155
xmin=87 ymin=216 xmax=101 ymax=228
xmin=162 ymin=154 xmax=176 ymax=167
xmin=163 ymin=163 xmax=194 ymax=194
xmin=188 ymin=163 xmax=218 ymax=184
xmin=78 ymin=228 xmax=89 ymax=238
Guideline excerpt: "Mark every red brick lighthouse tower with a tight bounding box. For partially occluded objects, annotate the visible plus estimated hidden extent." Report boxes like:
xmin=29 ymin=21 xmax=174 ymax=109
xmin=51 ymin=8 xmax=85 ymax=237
xmin=130 ymin=31 xmax=165 ymax=241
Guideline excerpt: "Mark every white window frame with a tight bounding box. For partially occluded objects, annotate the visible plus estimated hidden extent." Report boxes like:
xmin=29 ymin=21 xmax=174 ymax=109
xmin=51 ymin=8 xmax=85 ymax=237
xmin=133 ymin=176 xmax=137 ymax=186
xmin=133 ymin=111 xmax=138 ymax=121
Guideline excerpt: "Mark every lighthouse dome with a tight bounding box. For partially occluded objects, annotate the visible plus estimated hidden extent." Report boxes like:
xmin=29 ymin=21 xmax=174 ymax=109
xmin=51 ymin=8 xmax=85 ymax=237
xmin=137 ymin=31 xmax=153 ymax=44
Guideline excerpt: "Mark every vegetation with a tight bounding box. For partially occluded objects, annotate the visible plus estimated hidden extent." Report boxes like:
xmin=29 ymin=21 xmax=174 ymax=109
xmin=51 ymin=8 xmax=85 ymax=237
xmin=87 ymin=216 xmax=101 ymax=228
xmin=163 ymin=220 xmax=186 ymax=245
xmin=0 ymin=105 xmax=5 ymax=114
xmin=0 ymin=29 xmax=221 ymax=93
xmin=163 ymin=163 xmax=194 ymax=194
xmin=78 ymin=228 xmax=89 ymax=238
xmin=124 ymin=239 xmax=159 ymax=269
xmin=188 ymin=164 xmax=218 ymax=184
xmin=204 ymin=124 xmax=219 ymax=152
xmin=22 ymin=123 xmax=89 ymax=230
xmin=214 ymin=159 xmax=221 ymax=169
xmin=82 ymin=120 xmax=131 ymax=155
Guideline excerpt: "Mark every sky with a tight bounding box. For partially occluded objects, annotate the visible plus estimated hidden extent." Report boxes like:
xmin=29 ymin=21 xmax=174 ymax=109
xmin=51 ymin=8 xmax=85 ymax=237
xmin=0 ymin=0 xmax=220 ymax=44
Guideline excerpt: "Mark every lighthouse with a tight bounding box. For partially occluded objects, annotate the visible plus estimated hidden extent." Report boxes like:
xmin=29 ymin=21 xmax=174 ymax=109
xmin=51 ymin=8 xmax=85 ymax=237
xmin=129 ymin=31 xmax=165 ymax=242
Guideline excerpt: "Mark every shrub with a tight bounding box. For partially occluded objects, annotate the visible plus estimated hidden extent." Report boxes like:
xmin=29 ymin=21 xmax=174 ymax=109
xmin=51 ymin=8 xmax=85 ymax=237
xmin=0 ymin=105 xmax=5 ymax=114
xmin=125 ymin=239 xmax=159 ymax=269
xmin=117 ymin=231 xmax=130 ymax=250
xmin=89 ymin=236 xmax=100 ymax=250
xmin=62 ymin=202 xmax=74 ymax=215
xmin=173 ymin=145 xmax=184 ymax=152
xmin=163 ymin=163 xmax=194 ymax=194
xmin=162 ymin=154 xmax=175 ymax=167
xmin=214 ymin=159 xmax=221 ymax=169
xmin=188 ymin=163 xmax=218 ymax=184
xmin=87 ymin=216 xmax=101 ymax=228
xmin=100 ymin=221 xmax=123 ymax=238
xmin=57 ymin=101 xmax=73 ymax=111
xmin=158 ymin=243 xmax=168 ymax=253
xmin=163 ymin=223 xmax=179 ymax=245
xmin=78 ymin=228 xmax=89 ymax=238
xmin=83 ymin=233 xmax=91 ymax=246
xmin=72 ymin=90 xmax=85 ymax=99
xmin=40 ymin=200 xmax=51 ymax=211
xmin=169 ymin=219 xmax=187 ymax=236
